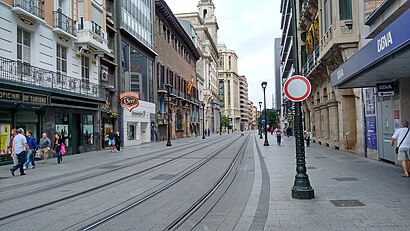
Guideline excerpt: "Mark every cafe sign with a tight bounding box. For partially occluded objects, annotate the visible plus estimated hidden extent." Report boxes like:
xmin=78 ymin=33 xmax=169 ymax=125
xmin=120 ymin=92 xmax=140 ymax=112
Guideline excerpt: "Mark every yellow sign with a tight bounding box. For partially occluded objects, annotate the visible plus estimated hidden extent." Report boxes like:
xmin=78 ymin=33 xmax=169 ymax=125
xmin=0 ymin=124 xmax=11 ymax=154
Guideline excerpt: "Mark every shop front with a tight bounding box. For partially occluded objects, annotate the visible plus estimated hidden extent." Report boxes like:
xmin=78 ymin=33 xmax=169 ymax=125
xmin=123 ymin=100 xmax=155 ymax=147
xmin=0 ymin=89 xmax=49 ymax=163
xmin=331 ymin=9 xmax=410 ymax=163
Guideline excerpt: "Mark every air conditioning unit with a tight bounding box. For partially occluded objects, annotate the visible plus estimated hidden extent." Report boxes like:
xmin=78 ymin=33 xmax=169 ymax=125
xmin=101 ymin=65 xmax=108 ymax=82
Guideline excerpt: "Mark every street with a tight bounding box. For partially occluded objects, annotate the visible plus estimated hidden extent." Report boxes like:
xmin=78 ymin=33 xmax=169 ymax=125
xmin=0 ymin=131 xmax=409 ymax=230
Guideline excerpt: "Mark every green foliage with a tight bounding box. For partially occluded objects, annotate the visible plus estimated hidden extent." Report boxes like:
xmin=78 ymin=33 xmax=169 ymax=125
xmin=220 ymin=115 xmax=229 ymax=128
xmin=259 ymin=109 xmax=280 ymax=128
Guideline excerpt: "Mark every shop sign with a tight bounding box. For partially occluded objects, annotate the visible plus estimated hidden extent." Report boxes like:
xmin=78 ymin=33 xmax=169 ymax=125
xmin=23 ymin=93 xmax=48 ymax=104
xmin=0 ymin=89 xmax=21 ymax=101
xmin=120 ymin=92 xmax=140 ymax=112
xmin=376 ymin=82 xmax=394 ymax=96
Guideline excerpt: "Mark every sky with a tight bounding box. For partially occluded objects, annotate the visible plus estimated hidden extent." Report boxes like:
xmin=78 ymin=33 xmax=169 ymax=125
xmin=165 ymin=0 xmax=282 ymax=109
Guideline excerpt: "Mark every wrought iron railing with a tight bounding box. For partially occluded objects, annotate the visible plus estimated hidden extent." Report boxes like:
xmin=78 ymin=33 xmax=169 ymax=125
xmin=53 ymin=10 xmax=76 ymax=36
xmin=158 ymin=83 xmax=199 ymax=104
xmin=0 ymin=56 xmax=105 ymax=99
xmin=13 ymin=0 xmax=44 ymax=19
xmin=302 ymin=47 xmax=320 ymax=76
xmin=92 ymin=21 xmax=104 ymax=38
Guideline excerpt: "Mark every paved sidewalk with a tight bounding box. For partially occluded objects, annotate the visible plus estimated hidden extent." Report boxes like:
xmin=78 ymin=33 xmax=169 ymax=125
xmin=257 ymin=133 xmax=410 ymax=230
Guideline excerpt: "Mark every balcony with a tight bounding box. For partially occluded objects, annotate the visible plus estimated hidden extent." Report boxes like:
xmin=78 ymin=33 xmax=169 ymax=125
xmin=76 ymin=20 xmax=110 ymax=54
xmin=158 ymin=83 xmax=199 ymax=105
xmin=302 ymin=47 xmax=319 ymax=76
xmin=12 ymin=0 xmax=45 ymax=25
xmin=53 ymin=11 xmax=76 ymax=40
xmin=0 ymin=56 xmax=105 ymax=100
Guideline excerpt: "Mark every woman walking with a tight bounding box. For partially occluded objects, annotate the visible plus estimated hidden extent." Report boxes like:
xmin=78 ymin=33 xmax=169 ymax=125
xmin=54 ymin=133 xmax=64 ymax=164
xmin=115 ymin=129 xmax=121 ymax=152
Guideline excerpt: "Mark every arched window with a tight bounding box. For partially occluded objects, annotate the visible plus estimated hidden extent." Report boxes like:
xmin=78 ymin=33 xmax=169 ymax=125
xmin=203 ymin=9 xmax=208 ymax=18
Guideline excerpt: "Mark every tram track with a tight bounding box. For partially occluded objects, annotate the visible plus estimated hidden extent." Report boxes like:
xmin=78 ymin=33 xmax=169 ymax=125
xmin=0 ymin=135 xmax=238 ymax=224
xmin=77 ymin=133 xmax=250 ymax=231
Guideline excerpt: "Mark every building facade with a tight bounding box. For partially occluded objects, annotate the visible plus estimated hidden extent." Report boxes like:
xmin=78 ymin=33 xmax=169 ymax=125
xmin=175 ymin=0 xmax=220 ymax=134
xmin=155 ymin=0 xmax=201 ymax=141
xmin=331 ymin=0 xmax=410 ymax=165
xmin=116 ymin=0 xmax=156 ymax=147
xmin=239 ymin=75 xmax=249 ymax=131
xmin=218 ymin=44 xmax=241 ymax=131
xmin=0 ymin=0 xmax=111 ymax=161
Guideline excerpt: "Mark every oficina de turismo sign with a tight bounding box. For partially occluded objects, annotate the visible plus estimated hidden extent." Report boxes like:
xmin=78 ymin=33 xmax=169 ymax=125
xmin=120 ymin=92 xmax=140 ymax=112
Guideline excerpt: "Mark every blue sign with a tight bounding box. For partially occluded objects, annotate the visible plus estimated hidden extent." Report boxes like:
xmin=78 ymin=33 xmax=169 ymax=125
xmin=331 ymin=9 xmax=410 ymax=87
xmin=260 ymin=118 xmax=265 ymax=124
xmin=366 ymin=116 xmax=377 ymax=150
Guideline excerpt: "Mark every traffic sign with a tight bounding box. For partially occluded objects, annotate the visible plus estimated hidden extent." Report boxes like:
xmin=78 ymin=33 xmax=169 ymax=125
xmin=260 ymin=118 xmax=265 ymax=124
xmin=283 ymin=75 xmax=311 ymax=102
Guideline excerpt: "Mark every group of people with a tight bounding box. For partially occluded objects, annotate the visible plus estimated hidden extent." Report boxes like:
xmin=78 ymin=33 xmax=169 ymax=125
xmin=8 ymin=128 xmax=64 ymax=176
xmin=108 ymin=129 xmax=121 ymax=152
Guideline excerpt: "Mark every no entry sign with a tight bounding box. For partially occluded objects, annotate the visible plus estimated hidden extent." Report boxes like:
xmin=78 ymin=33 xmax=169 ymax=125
xmin=283 ymin=75 xmax=311 ymax=102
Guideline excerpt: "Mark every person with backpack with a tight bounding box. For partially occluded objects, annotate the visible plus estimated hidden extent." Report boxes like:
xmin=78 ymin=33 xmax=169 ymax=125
xmin=114 ymin=129 xmax=122 ymax=152
xmin=25 ymin=130 xmax=38 ymax=169
xmin=304 ymin=129 xmax=311 ymax=147
xmin=10 ymin=128 xmax=31 ymax=176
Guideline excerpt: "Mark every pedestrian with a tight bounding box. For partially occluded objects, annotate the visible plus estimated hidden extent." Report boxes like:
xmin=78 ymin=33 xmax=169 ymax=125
xmin=304 ymin=129 xmax=311 ymax=147
xmin=241 ymin=130 xmax=244 ymax=136
xmin=8 ymin=129 xmax=18 ymax=165
xmin=391 ymin=120 xmax=410 ymax=177
xmin=108 ymin=129 xmax=115 ymax=152
xmin=25 ymin=130 xmax=38 ymax=169
xmin=38 ymin=132 xmax=51 ymax=164
xmin=114 ymin=129 xmax=121 ymax=152
xmin=208 ymin=128 xmax=210 ymax=136
xmin=54 ymin=133 xmax=64 ymax=164
xmin=10 ymin=128 xmax=32 ymax=176
xmin=276 ymin=128 xmax=283 ymax=146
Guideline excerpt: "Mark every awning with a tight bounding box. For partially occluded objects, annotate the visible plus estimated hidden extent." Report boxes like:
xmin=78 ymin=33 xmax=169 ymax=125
xmin=331 ymin=9 xmax=410 ymax=88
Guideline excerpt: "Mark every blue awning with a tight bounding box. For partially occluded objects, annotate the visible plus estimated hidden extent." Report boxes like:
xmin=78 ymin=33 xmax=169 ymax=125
xmin=331 ymin=9 xmax=410 ymax=88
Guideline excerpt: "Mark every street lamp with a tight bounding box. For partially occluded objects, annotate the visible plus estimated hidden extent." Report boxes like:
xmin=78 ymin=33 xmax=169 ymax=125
xmin=201 ymin=101 xmax=205 ymax=139
xmin=262 ymin=81 xmax=269 ymax=146
xmin=258 ymin=101 xmax=263 ymax=139
xmin=165 ymin=84 xmax=173 ymax=147
xmin=227 ymin=117 xmax=230 ymax=134
xmin=219 ymin=111 xmax=222 ymax=135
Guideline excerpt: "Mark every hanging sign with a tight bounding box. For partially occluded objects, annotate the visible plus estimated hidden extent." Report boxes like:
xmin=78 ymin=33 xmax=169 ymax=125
xmin=120 ymin=92 xmax=140 ymax=112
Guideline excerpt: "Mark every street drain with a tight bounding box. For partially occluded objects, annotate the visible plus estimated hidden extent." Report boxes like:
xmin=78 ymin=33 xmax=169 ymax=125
xmin=330 ymin=200 xmax=365 ymax=207
xmin=332 ymin=177 xmax=359 ymax=181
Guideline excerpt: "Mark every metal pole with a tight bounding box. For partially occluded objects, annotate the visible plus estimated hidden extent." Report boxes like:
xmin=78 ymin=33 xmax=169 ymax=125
xmin=166 ymin=84 xmax=172 ymax=147
xmin=259 ymin=102 xmax=263 ymax=139
xmin=290 ymin=0 xmax=314 ymax=199
xmin=219 ymin=111 xmax=222 ymax=135
xmin=202 ymin=102 xmax=205 ymax=139
xmin=263 ymin=83 xmax=269 ymax=146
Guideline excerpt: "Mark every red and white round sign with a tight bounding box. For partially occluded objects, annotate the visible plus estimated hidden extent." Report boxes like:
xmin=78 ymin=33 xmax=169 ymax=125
xmin=283 ymin=75 xmax=311 ymax=102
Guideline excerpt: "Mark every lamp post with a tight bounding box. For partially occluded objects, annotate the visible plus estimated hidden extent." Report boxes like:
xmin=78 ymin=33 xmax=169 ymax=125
xmin=165 ymin=84 xmax=173 ymax=147
xmin=201 ymin=101 xmax=205 ymax=139
xmin=290 ymin=0 xmax=314 ymax=199
xmin=227 ymin=117 xmax=230 ymax=134
xmin=262 ymin=81 xmax=269 ymax=146
xmin=219 ymin=111 xmax=222 ymax=135
xmin=258 ymin=101 xmax=263 ymax=139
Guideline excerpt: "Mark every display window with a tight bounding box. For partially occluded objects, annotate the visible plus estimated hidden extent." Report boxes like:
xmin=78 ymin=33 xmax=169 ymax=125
xmin=55 ymin=113 xmax=70 ymax=146
xmin=83 ymin=115 xmax=94 ymax=145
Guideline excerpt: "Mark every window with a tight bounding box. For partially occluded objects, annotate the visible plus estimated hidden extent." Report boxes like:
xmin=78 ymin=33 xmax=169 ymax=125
xmin=339 ymin=0 xmax=352 ymax=20
xmin=324 ymin=0 xmax=332 ymax=31
xmin=17 ymin=28 xmax=31 ymax=75
xmin=175 ymin=110 xmax=183 ymax=130
xmin=81 ymin=55 xmax=89 ymax=82
xmin=219 ymin=80 xmax=224 ymax=107
xmin=228 ymin=56 xmax=231 ymax=70
xmin=130 ymin=73 xmax=141 ymax=92
xmin=56 ymin=44 xmax=67 ymax=82
xmin=127 ymin=122 xmax=138 ymax=140
xmin=228 ymin=80 xmax=231 ymax=107
xmin=82 ymin=114 xmax=94 ymax=145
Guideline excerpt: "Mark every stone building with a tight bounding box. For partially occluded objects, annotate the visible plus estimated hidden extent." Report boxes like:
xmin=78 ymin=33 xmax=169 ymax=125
xmin=155 ymin=0 xmax=201 ymax=141
xmin=218 ymin=44 xmax=243 ymax=131
xmin=174 ymin=0 xmax=220 ymax=134
xmin=239 ymin=75 xmax=249 ymax=131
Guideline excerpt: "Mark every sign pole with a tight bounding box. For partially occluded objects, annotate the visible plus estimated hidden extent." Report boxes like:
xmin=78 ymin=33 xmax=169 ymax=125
xmin=290 ymin=0 xmax=314 ymax=199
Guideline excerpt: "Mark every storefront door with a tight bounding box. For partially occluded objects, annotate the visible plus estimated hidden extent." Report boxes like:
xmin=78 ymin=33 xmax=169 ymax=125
xmin=378 ymin=97 xmax=395 ymax=162
xmin=71 ymin=114 xmax=80 ymax=154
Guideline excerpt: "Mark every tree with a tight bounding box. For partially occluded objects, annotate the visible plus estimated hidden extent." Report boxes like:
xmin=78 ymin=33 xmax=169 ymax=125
xmin=220 ymin=115 xmax=229 ymax=128
xmin=260 ymin=109 xmax=280 ymax=129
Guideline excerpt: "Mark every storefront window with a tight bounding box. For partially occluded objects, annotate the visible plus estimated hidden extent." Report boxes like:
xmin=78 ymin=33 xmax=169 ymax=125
xmin=127 ymin=122 xmax=136 ymax=140
xmin=82 ymin=115 xmax=94 ymax=145
xmin=56 ymin=113 xmax=69 ymax=146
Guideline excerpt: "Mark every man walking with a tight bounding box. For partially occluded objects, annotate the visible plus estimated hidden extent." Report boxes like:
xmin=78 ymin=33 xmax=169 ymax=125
xmin=392 ymin=120 xmax=410 ymax=177
xmin=38 ymin=133 xmax=51 ymax=164
xmin=25 ymin=130 xmax=38 ymax=169
xmin=10 ymin=128 xmax=32 ymax=176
